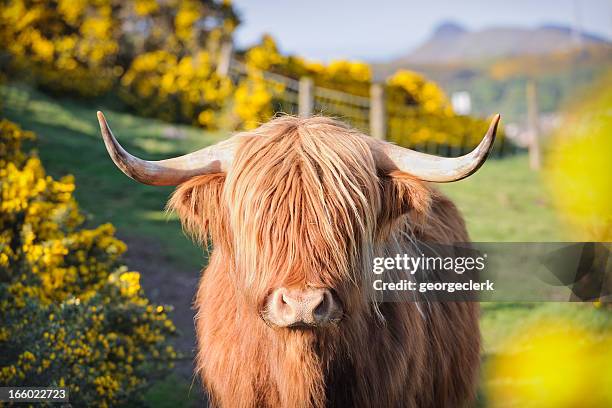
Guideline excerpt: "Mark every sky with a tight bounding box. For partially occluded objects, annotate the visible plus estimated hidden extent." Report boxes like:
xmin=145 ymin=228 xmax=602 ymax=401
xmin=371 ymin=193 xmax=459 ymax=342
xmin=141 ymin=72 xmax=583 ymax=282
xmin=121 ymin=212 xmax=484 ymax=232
xmin=232 ymin=0 xmax=612 ymax=62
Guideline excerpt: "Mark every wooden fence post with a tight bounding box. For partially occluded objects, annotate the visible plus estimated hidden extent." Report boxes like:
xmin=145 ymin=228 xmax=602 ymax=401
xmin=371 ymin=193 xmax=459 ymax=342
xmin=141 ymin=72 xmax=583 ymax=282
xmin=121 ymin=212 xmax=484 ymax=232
xmin=526 ymin=79 xmax=541 ymax=170
xmin=298 ymin=77 xmax=314 ymax=117
xmin=216 ymin=40 xmax=233 ymax=77
xmin=370 ymin=83 xmax=386 ymax=140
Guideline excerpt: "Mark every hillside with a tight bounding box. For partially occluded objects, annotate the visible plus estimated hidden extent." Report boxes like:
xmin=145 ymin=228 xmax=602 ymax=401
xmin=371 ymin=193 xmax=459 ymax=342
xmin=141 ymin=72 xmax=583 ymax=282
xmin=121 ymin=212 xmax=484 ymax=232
xmin=390 ymin=21 xmax=609 ymax=66
xmin=373 ymin=24 xmax=612 ymax=123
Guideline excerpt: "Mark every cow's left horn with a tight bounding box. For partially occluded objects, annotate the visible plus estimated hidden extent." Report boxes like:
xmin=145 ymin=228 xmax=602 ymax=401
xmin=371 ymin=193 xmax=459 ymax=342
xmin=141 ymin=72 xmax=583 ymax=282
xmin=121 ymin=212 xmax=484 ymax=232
xmin=97 ymin=111 xmax=237 ymax=186
xmin=382 ymin=114 xmax=501 ymax=182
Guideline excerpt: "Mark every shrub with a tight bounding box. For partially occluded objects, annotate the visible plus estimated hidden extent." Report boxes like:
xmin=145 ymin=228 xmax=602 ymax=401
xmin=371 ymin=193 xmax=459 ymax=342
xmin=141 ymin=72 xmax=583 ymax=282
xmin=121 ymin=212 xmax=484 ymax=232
xmin=0 ymin=0 xmax=121 ymax=96
xmin=120 ymin=50 xmax=233 ymax=127
xmin=0 ymin=0 xmax=238 ymax=99
xmin=386 ymin=107 xmax=500 ymax=150
xmin=0 ymin=118 xmax=177 ymax=407
xmin=229 ymin=35 xmax=287 ymax=129
xmin=117 ymin=0 xmax=239 ymax=128
xmin=387 ymin=70 xmax=452 ymax=114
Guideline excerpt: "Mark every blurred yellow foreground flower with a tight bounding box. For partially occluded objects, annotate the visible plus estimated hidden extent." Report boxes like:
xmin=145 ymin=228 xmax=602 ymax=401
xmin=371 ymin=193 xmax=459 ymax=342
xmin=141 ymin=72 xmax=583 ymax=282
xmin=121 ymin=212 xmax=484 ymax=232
xmin=487 ymin=319 xmax=612 ymax=407
xmin=545 ymin=73 xmax=612 ymax=241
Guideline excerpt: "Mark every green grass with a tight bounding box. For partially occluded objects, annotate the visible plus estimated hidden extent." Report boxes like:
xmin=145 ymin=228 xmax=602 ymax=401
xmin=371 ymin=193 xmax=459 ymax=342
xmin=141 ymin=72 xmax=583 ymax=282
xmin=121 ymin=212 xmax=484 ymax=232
xmin=2 ymin=82 xmax=606 ymax=407
xmin=142 ymin=374 xmax=202 ymax=408
xmin=2 ymin=83 xmax=225 ymax=270
xmin=439 ymin=155 xmax=565 ymax=241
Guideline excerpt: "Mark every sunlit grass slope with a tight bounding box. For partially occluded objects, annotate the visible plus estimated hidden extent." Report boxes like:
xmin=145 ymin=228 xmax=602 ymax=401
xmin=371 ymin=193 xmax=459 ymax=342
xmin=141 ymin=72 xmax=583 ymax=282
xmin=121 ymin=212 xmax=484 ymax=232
xmin=2 ymin=83 xmax=227 ymax=270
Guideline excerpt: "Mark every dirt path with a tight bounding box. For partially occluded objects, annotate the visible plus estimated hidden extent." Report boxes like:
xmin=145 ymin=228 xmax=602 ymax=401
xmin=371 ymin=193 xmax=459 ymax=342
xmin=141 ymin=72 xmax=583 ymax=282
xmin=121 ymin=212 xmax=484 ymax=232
xmin=119 ymin=234 xmax=207 ymax=405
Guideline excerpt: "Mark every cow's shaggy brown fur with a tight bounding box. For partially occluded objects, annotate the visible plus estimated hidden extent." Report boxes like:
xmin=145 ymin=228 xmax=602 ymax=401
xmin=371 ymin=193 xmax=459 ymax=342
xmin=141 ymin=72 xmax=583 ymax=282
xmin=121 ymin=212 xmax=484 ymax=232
xmin=168 ymin=116 xmax=480 ymax=408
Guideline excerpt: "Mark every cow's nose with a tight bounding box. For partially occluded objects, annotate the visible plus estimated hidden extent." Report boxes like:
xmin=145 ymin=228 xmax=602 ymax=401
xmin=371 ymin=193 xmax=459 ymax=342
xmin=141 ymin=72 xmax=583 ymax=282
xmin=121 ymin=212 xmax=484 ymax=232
xmin=264 ymin=287 xmax=342 ymax=328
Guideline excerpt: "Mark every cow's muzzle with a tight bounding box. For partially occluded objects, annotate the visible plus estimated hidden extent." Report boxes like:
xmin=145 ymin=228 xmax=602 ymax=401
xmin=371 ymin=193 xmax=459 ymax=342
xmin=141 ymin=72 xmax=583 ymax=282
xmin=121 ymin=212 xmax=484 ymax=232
xmin=262 ymin=287 xmax=343 ymax=328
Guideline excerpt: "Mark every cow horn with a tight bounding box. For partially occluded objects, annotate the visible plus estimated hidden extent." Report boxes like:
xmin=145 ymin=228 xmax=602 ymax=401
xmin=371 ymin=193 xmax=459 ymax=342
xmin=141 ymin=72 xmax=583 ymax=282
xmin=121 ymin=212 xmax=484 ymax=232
xmin=383 ymin=114 xmax=501 ymax=182
xmin=97 ymin=111 xmax=237 ymax=186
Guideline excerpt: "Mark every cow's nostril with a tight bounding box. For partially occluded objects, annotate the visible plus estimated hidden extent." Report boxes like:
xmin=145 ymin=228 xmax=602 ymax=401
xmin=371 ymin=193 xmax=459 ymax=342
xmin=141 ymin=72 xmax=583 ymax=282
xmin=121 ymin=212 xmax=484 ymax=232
xmin=313 ymin=292 xmax=329 ymax=320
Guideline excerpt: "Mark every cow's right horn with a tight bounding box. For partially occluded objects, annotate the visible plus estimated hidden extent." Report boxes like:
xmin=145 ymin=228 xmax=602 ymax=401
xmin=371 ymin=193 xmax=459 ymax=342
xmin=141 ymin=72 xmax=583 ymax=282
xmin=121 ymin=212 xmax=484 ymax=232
xmin=97 ymin=111 xmax=238 ymax=186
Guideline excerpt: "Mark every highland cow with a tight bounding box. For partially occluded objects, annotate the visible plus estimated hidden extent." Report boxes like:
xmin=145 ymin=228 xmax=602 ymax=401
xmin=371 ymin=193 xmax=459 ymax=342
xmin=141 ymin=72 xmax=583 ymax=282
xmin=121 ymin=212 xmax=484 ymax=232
xmin=97 ymin=112 xmax=500 ymax=408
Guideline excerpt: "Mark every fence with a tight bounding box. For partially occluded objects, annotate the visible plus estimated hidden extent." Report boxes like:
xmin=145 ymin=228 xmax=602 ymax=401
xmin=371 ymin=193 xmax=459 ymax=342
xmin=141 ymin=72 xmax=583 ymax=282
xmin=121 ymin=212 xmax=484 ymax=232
xmin=230 ymin=60 xmax=373 ymax=133
xmin=227 ymin=57 xmax=518 ymax=158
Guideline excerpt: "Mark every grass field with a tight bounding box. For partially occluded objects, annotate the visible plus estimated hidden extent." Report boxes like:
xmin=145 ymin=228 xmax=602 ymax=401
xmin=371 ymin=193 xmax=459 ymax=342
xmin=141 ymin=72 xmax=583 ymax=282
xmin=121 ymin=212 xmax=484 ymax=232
xmin=2 ymin=83 xmax=212 ymax=271
xmin=2 ymin=82 xmax=608 ymax=407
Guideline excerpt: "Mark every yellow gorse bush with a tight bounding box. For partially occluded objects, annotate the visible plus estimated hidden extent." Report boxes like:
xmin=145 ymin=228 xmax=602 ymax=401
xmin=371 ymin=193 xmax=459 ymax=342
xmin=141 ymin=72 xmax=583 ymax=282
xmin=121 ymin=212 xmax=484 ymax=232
xmin=0 ymin=0 xmax=237 ymax=99
xmin=0 ymin=118 xmax=177 ymax=407
xmin=229 ymin=35 xmax=287 ymax=129
xmin=387 ymin=70 xmax=452 ymax=114
xmin=385 ymin=69 xmax=501 ymax=150
xmin=0 ymin=0 xmax=120 ymax=96
xmin=121 ymin=50 xmax=233 ymax=127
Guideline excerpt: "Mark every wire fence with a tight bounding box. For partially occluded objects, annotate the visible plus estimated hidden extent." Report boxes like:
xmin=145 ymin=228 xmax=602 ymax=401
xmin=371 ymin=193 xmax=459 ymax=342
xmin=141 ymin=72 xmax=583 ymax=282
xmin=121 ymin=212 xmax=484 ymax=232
xmin=387 ymin=118 xmax=518 ymax=158
xmin=387 ymin=105 xmax=519 ymax=158
xmin=230 ymin=60 xmax=371 ymax=131
xmin=1 ymin=50 xmax=519 ymax=159
xmin=313 ymin=86 xmax=370 ymax=132
xmin=229 ymin=58 xmax=519 ymax=158
xmin=230 ymin=60 xmax=300 ymax=115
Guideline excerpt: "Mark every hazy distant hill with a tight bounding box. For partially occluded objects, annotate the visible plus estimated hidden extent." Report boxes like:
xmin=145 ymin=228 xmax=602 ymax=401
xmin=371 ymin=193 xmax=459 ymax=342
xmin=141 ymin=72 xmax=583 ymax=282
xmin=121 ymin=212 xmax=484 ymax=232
xmin=372 ymin=22 xmax=611 ymax=124
xmin=389 ymin=21 xmax=609 ymax=66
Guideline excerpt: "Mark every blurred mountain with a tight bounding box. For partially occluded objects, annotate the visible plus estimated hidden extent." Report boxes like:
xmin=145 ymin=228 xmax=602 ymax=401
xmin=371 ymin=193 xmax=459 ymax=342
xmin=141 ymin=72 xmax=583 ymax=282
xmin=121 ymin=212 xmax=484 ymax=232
xmin=389 ymin=21 xmax=609 ymax=66
xmin=373 ymin=22 xmax=612 ymax=124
